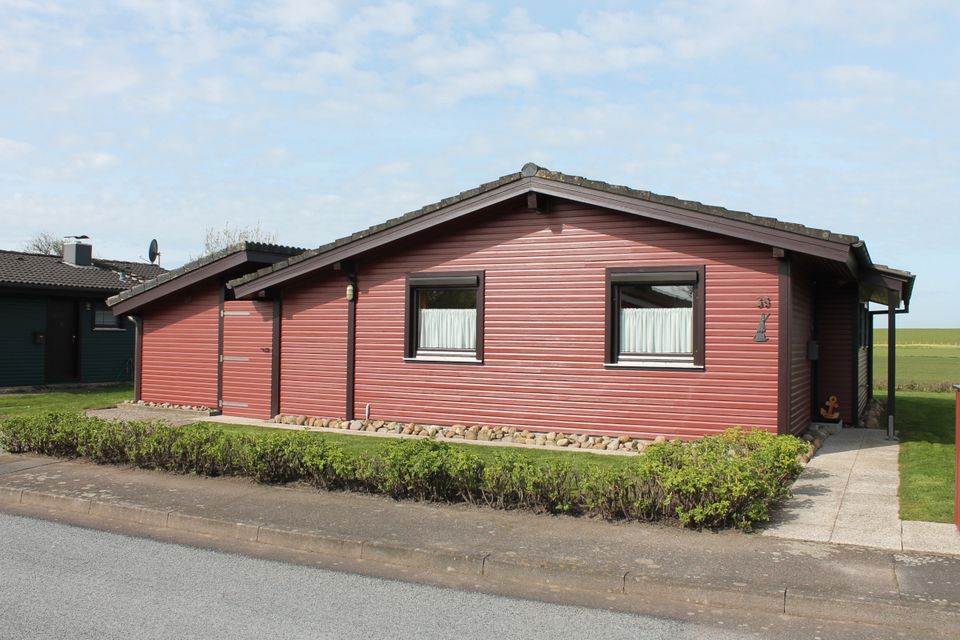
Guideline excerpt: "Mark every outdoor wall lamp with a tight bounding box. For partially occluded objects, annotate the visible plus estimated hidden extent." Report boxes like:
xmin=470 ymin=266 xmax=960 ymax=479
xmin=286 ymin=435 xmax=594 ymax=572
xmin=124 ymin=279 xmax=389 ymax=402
xmin=346 ymin=283 xmax=355 ymax=301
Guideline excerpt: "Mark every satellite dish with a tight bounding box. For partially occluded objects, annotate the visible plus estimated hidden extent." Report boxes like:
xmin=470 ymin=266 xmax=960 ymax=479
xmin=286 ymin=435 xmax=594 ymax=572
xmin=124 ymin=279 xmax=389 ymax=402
xmin=148 ymin=239 xmax=160 ymax=264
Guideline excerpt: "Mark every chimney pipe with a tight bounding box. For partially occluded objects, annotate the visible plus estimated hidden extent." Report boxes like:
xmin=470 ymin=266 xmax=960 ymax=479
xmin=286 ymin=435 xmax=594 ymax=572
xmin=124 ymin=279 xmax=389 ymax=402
xmin=63 ymin=239 xmax=92 ymax=267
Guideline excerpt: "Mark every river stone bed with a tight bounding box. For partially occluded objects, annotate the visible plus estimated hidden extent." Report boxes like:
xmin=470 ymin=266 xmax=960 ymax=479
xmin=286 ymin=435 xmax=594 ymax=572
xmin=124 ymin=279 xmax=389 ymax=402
xmin=270 ymin=414 xmax=832 ymax=458
xmin=124 ymin=400 xmax=213 ymax=413
xmin=799 ymin=425 xmax=832 ymax=463
xmin=119 ymin=400 xmax=829 ymax=459
xmin=273 ymin=415 xmax=657 ymax=452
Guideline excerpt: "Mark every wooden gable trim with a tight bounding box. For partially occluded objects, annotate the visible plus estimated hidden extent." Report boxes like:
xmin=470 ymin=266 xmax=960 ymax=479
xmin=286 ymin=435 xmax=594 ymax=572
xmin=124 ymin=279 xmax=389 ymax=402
xmin=110 ymin=251 xmax=292 ymax=316
xmin=232 ymin=181 xmax=530 ymax=298
xmin=233 ymin=178 xmax=856 ymax=299
xmin=527 ymin=178 xmax=853 ymax=264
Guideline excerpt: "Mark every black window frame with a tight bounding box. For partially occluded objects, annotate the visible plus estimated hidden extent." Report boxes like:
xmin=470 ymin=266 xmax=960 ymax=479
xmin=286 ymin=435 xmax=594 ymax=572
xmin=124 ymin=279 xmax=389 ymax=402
xmin=605 ymin=265 xmax=705 ymax=368
xmin=93 ymin=304 xmax=124 ymax=331
xmin=404 ymin=271 xmax=484 ymax=363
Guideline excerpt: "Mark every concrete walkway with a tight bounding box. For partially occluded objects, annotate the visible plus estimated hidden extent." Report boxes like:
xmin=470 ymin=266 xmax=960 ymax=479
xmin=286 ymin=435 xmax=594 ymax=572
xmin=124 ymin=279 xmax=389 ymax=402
xmin=762 ymin=428 xmax=960 ymax=555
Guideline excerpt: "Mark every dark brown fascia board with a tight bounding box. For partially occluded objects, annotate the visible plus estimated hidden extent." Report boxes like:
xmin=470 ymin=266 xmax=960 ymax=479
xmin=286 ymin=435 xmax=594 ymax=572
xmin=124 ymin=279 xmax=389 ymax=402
xmin=110 ymin=251 xmax=284 ymax=316
xmin=232 ymin=177 xmax=858 ymax=298
xmin=0 ymin=283 xmax=121 ymax=296
xmin=231 ymin=180 xmax=532 ymax=298
xmin=527 ymin=178 xmax=854 ymax=264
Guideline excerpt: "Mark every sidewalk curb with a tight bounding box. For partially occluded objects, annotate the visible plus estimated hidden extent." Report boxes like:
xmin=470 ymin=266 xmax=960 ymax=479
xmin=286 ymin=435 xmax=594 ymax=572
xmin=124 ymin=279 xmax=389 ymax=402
xmin=2 ymin=485 xmax=957 ymax=635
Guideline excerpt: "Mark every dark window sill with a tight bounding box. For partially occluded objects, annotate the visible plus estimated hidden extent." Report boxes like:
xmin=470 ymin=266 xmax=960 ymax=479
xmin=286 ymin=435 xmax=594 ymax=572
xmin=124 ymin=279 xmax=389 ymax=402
xmin=404 ymin=356 xmax=483 ymax=365
xmin=604 ymin=363 xmax=705 ymax=371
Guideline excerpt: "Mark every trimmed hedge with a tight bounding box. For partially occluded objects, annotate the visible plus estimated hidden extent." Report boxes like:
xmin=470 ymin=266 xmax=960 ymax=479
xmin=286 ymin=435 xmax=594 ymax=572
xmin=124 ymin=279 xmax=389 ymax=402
xmin=0 ymin=413 xmax=807 ymax=530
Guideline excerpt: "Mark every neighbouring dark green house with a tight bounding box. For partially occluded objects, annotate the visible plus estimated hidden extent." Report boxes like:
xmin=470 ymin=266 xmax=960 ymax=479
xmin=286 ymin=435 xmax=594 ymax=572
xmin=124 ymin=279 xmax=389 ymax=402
xmin=0 ymin=240 xmax=163 ymax=388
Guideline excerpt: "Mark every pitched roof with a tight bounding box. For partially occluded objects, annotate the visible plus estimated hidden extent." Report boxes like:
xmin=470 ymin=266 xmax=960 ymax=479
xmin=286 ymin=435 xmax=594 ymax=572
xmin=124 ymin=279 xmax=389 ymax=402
xmin=229 ymin=163 xmax=912 ymax=303
xmin=106 ymin=242 xmax=307 ymax=313
xmin=0 ymin=249 xmax=165 ymax=293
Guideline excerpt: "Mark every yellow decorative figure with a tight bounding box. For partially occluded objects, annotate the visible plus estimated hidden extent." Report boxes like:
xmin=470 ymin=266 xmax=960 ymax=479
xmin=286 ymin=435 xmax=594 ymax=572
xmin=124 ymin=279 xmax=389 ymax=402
xmin=820 ymin=395 xmax=840 ymax=420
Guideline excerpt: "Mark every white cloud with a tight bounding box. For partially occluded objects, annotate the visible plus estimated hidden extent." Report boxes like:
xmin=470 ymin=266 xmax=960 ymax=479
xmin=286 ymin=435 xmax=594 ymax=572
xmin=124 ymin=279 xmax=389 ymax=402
xmin=64 ymin=64 xmax=142 ymax=95
xmin=256 ymin=0 xmax=342 ymax=32
xmin=72 ymin=151 xmax=118 ymax=171
xmin=824 ymin=64 xmax=897 ymax=92
xmin=0 ymin=137 xmax=33 ymax=159
xmin=262 ymin=147 xmax=289 ymax=167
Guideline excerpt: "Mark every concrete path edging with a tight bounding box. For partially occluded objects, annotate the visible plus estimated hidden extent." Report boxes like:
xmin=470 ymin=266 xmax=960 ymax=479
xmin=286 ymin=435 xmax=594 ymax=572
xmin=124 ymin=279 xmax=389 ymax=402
xmin=1 ymin=484 xmax=957 ymax=636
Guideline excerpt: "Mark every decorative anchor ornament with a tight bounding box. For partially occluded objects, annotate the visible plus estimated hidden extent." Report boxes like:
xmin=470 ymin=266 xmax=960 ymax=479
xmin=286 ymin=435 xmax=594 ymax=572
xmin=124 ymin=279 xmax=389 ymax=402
xmin=820 ymin=395 xmax=841 ymax=420
xmin=753 ymin=313 xmax=771 ymax=342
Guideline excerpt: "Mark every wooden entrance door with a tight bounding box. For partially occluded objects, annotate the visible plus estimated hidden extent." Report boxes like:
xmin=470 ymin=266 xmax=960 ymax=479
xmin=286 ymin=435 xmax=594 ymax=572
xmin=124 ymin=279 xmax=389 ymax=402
xmin=221 ymin=300 xmax=274 ymax=419
xmin=45 ymin=298 xmax=78 ymax=383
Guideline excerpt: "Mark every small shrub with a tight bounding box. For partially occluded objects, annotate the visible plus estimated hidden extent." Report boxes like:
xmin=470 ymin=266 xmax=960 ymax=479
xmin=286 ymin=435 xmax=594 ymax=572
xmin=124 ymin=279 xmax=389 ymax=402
xmin=0 ymin=414 xmax=807 ymax=530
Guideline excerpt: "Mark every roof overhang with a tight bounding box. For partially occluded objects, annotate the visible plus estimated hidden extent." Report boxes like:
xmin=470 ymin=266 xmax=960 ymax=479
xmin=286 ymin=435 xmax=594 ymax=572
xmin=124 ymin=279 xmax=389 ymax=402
xmin=231 ymin=176 xmax=858 ymax=299
xmin=860 ymin=266 xmax=915 ymax=308
xmin=109 ymin=249 xmax=293 ymax=316
xmin=0 ymin=282 xmax=121 ymax=296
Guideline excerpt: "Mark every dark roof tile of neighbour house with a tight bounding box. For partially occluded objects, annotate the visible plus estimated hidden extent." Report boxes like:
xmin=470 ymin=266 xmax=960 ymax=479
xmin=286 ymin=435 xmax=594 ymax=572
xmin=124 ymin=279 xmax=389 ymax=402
xmin=227 ymin=163 xmax=914 ymax=304
xmin=106 ymin=242 xmax=307 ymax=313
xmin=0 ymin=249 xmax=165 ymax=293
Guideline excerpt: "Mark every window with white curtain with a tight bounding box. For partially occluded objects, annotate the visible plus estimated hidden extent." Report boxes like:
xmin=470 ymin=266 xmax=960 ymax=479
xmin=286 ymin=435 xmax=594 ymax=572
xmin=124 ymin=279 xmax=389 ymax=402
xmin=405 ymin=272 xmax=483 ymax=362
xmin=607 ymin=267 xmax=704 ymax=368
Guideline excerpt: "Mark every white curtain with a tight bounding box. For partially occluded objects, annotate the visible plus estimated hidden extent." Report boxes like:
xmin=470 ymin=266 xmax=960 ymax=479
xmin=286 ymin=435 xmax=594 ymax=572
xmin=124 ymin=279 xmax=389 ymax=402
xmin=621 ymin=307 xmax=692 ymax=354
xmin=419 ymin=308 xmax=476 ymax=350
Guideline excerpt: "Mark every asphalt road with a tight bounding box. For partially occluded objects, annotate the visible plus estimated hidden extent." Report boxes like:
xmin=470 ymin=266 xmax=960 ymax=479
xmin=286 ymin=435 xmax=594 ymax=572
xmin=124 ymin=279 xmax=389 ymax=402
xmin=0 ymin=511 xmax=929 ymax=640
xmin=0 ymin=512 xmax=755 ymax=640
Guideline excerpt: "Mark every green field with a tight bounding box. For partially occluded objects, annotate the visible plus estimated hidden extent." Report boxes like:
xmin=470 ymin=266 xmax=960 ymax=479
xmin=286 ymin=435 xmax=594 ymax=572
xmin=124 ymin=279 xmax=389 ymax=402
xmin=873 ymin=328 xmax=960 ymax=391
xmin=0 ymin=385 xmax=133 ymax=418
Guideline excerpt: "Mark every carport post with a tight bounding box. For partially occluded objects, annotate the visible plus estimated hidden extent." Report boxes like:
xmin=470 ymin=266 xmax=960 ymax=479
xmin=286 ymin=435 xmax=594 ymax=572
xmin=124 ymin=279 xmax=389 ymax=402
xmin=886 ymin=289 xmax=896 ymax=440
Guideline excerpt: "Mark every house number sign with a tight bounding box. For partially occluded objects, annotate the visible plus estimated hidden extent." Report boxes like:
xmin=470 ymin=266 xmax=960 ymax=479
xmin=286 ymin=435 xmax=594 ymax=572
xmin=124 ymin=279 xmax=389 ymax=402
xmin=754 ymin=297 xmax=772 ymax=342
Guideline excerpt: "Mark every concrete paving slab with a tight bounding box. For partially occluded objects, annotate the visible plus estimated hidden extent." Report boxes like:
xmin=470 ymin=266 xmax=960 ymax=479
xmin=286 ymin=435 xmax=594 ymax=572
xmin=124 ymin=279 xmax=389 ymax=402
xmin=86 ymin=405 xmax=203 ymax=426
xmin=830 ymin=525 xmax=902 ymax=551
xmin=844 ymin=479 xmax=898 ymax=496
xmin=834 ymin=511 xmax=900 ymax=531
xmin=902 ymin=521 xmax=960 ymax=556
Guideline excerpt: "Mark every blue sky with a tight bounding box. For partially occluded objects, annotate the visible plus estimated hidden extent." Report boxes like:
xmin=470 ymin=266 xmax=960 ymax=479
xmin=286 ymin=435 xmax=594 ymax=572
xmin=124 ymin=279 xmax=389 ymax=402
xmin=1 ymin=0 xmax=957 ymax=327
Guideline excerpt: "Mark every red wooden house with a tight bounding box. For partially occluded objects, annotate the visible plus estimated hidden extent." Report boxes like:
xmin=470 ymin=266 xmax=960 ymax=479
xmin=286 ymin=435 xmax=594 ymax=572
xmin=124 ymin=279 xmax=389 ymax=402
xmin=109 ymin=165 xmax=914 ymax=439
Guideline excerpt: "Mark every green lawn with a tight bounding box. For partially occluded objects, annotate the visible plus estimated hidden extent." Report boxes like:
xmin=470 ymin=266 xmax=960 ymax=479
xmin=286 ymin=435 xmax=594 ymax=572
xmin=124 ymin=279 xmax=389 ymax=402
xmin=200 ymin=422 xmax=633 ymax=471
xmin=0 ymin=385 xmax=133 ymax=418
xmin=873 ymin=328 xmax=960 ymax=391
xmin=876 ymin=390 xmax=956 ymax=523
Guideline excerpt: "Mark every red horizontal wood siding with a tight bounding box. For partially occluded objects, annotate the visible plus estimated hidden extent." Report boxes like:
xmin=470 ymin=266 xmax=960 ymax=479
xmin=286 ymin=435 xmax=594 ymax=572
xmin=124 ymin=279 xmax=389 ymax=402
xmin=221 ymin=300 xmax=273 ymax=420
xmin=345 ymin=201 xmax=781 ymax=439
xmin=280 ymin=277 xmax=347 ymax=418
xmin=790 ymin=274 xmax=814 ymax=434
xmin=816 ymin=286 xmax=856 ymax=425
xmin=140 ymin=282 xmax=219 ymax=408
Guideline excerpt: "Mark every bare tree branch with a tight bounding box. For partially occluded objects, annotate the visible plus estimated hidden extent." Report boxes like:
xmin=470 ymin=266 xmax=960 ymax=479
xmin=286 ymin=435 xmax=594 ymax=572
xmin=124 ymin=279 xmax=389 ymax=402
xmin=191 ymin=221 xmax=278 ymax=260
xmin=23 ymin=231 xmax=64 ymax=256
